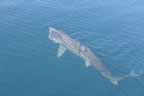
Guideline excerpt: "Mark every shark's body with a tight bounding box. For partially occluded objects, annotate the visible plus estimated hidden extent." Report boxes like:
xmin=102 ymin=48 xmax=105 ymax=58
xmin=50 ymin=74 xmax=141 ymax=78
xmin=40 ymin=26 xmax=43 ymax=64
xmin=48 ymin=27 xmax=128 ymax=85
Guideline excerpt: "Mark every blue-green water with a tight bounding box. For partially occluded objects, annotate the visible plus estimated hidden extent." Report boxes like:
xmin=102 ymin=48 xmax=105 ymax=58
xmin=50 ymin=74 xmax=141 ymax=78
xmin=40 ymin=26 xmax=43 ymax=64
xmin=0 ymin=0 xmax=144 ymax=96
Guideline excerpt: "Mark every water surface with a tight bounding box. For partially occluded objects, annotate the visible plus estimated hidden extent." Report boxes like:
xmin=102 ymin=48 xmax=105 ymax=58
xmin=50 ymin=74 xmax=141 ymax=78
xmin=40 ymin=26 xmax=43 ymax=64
xmin=0 ymin=0 xmax=144 ymax=96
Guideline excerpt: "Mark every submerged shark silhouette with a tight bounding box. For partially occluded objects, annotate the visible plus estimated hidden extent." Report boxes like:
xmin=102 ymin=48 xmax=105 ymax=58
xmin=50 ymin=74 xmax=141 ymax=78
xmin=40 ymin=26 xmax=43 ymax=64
xmin=48 ymin=27 xmax=128 ymax=85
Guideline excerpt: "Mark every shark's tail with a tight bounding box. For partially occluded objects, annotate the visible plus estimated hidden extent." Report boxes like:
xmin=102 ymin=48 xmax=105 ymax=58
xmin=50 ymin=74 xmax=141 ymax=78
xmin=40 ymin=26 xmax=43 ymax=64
xmin=111 ymin=70 xmax=143 ymax=85
xmin=111 ymin=75 xmax=129 ymax=85
xmin=129 ymin=70 xmax=144 ymax=77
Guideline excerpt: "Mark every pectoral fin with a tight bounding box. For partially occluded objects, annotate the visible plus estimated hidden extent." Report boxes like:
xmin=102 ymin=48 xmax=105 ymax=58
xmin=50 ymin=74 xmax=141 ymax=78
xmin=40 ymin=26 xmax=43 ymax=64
xmin=85 ymin=61 xmax=91 ymax=68
xmin=57 ymin=45 xmax=66 ymax=57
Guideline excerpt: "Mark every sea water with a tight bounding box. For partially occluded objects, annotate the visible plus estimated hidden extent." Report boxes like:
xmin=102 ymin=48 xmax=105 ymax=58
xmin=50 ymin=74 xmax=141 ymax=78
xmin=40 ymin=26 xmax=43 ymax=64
xmin=0 ymin=0 xmax=144 ymax=96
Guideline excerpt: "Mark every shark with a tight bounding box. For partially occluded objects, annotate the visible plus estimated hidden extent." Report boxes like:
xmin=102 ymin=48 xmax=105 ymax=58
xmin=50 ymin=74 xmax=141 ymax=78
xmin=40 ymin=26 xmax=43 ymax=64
xmin=48 ymin=27 xmax=128 ymax=85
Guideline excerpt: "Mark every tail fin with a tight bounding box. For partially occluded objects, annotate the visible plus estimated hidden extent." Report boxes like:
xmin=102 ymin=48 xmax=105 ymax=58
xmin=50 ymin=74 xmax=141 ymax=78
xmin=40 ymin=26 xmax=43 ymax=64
xmin=129 ymin=70 xmax=144 ymax=77
xmin=111 ymin=75 xmax=129 ymax=85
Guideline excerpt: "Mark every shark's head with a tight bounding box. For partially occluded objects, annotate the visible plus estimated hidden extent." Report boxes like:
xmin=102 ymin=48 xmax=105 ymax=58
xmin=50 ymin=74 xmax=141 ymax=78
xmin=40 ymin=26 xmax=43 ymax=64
xmin=49 ymin=27 xmax=63 ymax=44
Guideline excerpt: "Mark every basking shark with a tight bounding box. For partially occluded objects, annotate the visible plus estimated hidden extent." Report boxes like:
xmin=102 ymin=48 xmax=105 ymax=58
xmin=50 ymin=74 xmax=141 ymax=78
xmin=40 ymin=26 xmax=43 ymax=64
xmin=48 ymin=27 xmax=128 ymax=85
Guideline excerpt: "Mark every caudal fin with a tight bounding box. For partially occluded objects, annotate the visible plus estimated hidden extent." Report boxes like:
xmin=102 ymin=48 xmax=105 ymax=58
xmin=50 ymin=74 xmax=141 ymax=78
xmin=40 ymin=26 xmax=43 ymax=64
xmin=129 ymin=70 xmax=144 ymax=77
xmin=111 ymin=75 xmax=129 ymax=85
